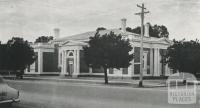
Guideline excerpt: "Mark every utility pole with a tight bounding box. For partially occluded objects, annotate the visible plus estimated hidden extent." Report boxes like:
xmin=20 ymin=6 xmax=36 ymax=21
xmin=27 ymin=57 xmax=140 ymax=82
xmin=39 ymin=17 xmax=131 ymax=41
xmin=135 ymin=3 xmax=149 ymax=87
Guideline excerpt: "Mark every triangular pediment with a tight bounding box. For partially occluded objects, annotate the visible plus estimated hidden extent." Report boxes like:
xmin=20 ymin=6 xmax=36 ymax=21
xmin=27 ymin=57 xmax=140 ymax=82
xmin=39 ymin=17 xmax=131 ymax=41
xmin=131 ymin=36 xmax=172 ymax=45
xmin=61 ymin=40 xmax=87 ymax=46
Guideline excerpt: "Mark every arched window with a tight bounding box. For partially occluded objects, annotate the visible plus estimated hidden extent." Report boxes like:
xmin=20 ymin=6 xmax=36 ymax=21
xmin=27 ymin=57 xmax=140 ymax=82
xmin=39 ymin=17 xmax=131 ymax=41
xmin=69 ymin=52 xmax=73 ymax=56
xmin=67 ymin=51 xmax=74 ymax=57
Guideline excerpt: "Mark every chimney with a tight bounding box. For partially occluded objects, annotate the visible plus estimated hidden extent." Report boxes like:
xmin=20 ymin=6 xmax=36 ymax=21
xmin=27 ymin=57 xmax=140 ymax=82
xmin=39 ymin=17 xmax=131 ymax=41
xmin=54 ymin=28 xmax=60 ymax=39
xmin=144 ymin=23 xmax=150 ymax=37
xmin=121 ymin=18 xmax=127 ymax=32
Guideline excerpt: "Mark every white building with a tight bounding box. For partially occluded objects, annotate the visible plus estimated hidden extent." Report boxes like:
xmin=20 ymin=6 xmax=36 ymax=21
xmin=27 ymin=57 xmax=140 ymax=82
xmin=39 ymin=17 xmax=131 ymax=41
xmin=25 ymin=18 xmax=172 ymax=78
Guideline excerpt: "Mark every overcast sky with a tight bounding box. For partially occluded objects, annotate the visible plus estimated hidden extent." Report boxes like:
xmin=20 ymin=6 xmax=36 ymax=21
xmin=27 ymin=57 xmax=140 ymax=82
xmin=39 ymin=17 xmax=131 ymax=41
xmin=0 ymin=0 xmax=200 ymax=43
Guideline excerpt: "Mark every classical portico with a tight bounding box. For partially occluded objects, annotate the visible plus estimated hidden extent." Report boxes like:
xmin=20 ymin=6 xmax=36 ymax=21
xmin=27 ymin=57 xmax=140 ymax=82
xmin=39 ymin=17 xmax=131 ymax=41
xmin=25 ymin=43 xmax=60 ymax=75
xmin=58 ymin=41 xmax=86 ymax=77
xmin=106 ymin=36 xmax=172 ymax=78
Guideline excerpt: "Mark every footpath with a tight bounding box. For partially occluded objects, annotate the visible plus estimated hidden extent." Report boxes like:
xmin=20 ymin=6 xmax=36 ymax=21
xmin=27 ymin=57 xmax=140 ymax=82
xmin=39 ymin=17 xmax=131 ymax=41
xmin=3 ymin=75 xmax=168 ymax=88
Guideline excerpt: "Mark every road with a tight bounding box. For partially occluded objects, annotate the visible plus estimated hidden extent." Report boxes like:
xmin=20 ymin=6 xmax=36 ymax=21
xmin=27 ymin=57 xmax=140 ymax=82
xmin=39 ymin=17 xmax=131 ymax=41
xmin=3 ymin=80 xmax=200 ymax=108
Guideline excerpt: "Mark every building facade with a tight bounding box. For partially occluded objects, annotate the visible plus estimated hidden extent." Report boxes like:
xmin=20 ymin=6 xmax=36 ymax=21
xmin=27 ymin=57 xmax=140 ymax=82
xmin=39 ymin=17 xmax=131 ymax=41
xmin=25 ymin=19 xmax=172 ymax=77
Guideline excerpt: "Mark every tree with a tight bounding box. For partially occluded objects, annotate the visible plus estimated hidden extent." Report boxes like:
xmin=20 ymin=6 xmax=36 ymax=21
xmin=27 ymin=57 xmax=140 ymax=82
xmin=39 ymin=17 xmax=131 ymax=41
xmin=96 ymin=27 xmax=106 ymax=31
xmin=35 ymin=36 xmax=53 ymax=43
xmin=126 ymin=26 xmax=141 ymax=35
xmin=83 ymin=31 xmax=134 ymax=84
xmin=7 ymin=37 xmax=36 ymax=78
xmin=0 ymin=44 xmax=10 ymax=71
xmin=126 ymin=23 xmax=169 ymax=38
xmin=165 ymin=39 xmax=200 ymax=76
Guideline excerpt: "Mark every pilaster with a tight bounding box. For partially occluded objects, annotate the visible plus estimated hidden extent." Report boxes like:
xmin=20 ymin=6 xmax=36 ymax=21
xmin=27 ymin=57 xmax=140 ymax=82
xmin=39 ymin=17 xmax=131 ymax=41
xmin=60 ymin=51 xmax=65 ymax=76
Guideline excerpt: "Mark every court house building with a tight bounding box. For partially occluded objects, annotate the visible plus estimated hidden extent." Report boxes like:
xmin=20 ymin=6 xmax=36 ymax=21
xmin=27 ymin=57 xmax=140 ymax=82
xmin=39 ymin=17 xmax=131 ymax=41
xmin=25 ymin=19 xmax=172 ymax=78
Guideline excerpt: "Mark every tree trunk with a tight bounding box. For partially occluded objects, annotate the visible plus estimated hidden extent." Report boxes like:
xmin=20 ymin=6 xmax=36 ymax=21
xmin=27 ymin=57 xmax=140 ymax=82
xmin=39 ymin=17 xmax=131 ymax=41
xmin=103 ymin=66 xmax=108 ymax=84
xmin=183 ymin=79 xmax=186 ymax=85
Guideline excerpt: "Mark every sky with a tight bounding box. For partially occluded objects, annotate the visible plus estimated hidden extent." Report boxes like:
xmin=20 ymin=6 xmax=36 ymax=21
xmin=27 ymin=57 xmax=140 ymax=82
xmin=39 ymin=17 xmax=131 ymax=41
xmin=0 ymin=0 xmax=200 ymax=43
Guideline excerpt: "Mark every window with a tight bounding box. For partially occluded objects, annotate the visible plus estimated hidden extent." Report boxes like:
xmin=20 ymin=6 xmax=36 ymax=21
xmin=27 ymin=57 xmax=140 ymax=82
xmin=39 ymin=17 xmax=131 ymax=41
xmin=109 ymin=68 xmax=114 ymax=74
xmin=43 ymin=52 xmax=59 ymax=72
xmin=69 ymin=52 xmax=73 ymax=56
xmin=80 ymin=50 xmax=89 ymax=73
xmin=134 ymin=64 xmax=140 ymax=74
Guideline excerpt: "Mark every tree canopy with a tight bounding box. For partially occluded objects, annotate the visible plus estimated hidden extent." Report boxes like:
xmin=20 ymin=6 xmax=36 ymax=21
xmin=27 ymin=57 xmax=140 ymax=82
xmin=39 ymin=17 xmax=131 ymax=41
xmin=96 ymin=27 xmax=106 ymax=31
xmin=83 ymin=31 xmax=134 ymax=84
xmin=165 ymin=39 xmax=200 ymax=76
xmin=0 ymin=37 xmax=36 ymax=76
xmin=126 ymin=23 xmax=169 ymax=38
xmin=35 ymin=36 xmax=53 ymax=43
xmin=0 ymin=44 xmax=9 ymax=70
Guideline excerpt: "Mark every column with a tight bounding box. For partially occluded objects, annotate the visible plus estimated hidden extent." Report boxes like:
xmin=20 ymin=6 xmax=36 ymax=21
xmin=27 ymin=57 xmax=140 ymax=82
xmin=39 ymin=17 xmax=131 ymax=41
xmin=158 ymin=49 xmax=161 ymax=76
xmin=72 ymin=50 xmax=78 ymax=78
xmin=77 ymin=50 xmax=80 ymax=75
xmin=153 ymin=48 xmax=158 ymax=76
xmin=150 ymin=48 xmax=154 ymax=76
xmin=131 ymin=47 xmax=135 ymax=77
xmin=38 ymin=50 xmax=43 ymax=74
xmin=64 ymin=51 xmax=67 ymax=75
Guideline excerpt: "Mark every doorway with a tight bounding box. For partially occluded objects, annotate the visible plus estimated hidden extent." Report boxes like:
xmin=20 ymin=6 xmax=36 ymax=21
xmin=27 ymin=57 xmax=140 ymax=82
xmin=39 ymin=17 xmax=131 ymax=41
xmin=66 ymin=51 xmax=74 ymax=76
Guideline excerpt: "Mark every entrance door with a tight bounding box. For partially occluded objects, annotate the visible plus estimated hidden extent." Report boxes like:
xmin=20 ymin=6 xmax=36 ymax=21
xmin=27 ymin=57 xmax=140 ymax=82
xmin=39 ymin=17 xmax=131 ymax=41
xmin=69 ymin=60 xmax=74 ymax=75
xmin=67 ymin=59 xmax=74 ymax=76
xmin=143 ymin=52 xmax=148 ymax=75
xmin=66 ymin=51 xmax=74 ymax=76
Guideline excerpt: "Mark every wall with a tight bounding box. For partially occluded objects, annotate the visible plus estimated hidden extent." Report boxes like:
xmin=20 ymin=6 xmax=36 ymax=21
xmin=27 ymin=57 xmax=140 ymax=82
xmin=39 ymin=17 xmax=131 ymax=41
xmin=80 ymin=50 xmax=89 ymax=73
xmin=43 ymin=52 xmax=59 ymax=72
